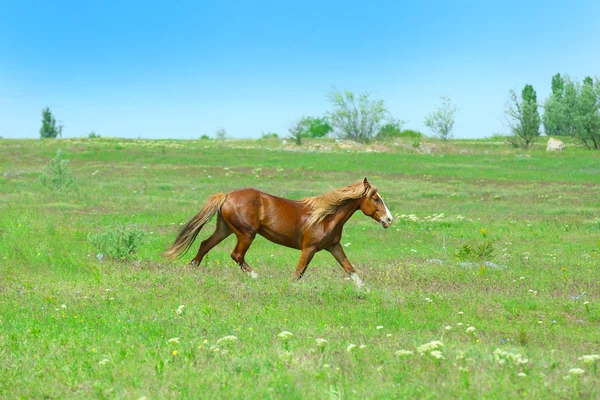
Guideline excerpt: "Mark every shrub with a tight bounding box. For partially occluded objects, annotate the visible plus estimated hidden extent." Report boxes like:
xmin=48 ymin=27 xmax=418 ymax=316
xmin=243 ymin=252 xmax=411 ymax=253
xmin=456 ymin=240 xmax=495 ymax=262
xmin=261 ymin=132 xmax=279 ymax=139
xmin=88 ymin=131 xmax=101 ymax=139
xmin=40 ymin=150 xmax=76 ymax=191
xmin=88 ymin=225 xmax=145 ymax=261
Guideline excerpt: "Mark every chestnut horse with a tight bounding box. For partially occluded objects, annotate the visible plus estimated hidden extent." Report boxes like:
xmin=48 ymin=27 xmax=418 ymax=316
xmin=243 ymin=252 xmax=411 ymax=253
xmin=164 ymin=177 xmax=393 ymax=287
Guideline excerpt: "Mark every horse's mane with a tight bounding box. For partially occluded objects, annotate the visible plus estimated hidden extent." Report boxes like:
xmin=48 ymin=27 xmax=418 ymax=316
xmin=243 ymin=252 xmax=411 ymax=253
xmin=302 ymin=181 xmax=377 ymax=227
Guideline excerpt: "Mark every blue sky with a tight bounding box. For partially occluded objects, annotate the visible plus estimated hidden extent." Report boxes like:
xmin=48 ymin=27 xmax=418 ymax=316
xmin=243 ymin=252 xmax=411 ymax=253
xmin=1 ymin=0 xmax=599 ymax=139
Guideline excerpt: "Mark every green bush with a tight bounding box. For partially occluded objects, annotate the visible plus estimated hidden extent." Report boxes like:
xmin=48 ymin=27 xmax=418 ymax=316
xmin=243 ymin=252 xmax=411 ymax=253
xmin=88 ymin=225 xmax=145 ymax=261
xmin=40 ymin=150 xmax=76 ymax=191
xmin=456 ymin=240 xmax=495 ymax=262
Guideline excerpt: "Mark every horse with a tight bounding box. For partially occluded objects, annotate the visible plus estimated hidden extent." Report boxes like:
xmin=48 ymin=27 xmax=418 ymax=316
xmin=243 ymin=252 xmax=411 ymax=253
xmin=164 ymin=177 xmax=393 ymax=287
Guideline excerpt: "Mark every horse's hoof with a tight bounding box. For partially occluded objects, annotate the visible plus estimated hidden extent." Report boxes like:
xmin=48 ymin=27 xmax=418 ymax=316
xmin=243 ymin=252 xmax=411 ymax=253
xmin=249 ymin=271 xmax=258 ymax=279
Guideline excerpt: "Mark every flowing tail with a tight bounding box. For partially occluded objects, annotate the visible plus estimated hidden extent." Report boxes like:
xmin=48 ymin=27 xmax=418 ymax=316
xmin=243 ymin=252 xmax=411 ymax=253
xmin=163 ymin=193 xmax=228 ymax=260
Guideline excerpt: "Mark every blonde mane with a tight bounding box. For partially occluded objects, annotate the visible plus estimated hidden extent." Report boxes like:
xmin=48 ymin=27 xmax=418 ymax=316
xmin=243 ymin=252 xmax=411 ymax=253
xmin=302 ymin=181 xmax=377 ymax=227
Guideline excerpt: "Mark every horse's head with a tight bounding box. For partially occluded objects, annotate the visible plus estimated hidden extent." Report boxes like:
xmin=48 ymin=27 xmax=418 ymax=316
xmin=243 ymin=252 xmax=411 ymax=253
xmin=359 ymin=177 xmax=393 ymax=229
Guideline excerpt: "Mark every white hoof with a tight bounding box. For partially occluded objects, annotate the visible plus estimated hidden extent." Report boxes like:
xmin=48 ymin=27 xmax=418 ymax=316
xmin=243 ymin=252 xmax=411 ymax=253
xmin=249 ymin=271 xmax=259 ymax=279
xmin=350 ymin=272 xmax=364 ymax=288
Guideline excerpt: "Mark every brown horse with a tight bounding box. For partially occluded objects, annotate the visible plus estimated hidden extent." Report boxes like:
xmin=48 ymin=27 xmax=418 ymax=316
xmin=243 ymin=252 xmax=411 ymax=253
xmin=164 ymin=177 xmax=393 ymax=287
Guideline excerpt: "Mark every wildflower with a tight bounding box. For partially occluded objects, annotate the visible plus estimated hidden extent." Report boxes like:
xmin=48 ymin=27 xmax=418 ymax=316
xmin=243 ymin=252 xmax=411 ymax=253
xmin=315 ymin=338 xmax=328 ymax=347
xmin=417 ymin=340 xmax=443 ymax=354
xmin=394 ymin=350 xmax=413 ymax=357
xmin=278 ymin=331 xmax=294 ymax=341
xmin=466 ymin=326 xmax=476 ymax=334
xmin=167 ymin=337 xmax=180 ymax=345
xmin=583 ymin=301 xmax=590 ymax=305
xmin=346 ymin=343 xmax=357 ymax=352
xmin=517 ymin=372 xmax=527 ymax=377
xmin=569 ymin=368 xmax=585 ymax=376
xmin=98 ymin=358 xmax=110 ymax=365
xmin=444 ymin=326 xmax=452 ymax=331
xmin=172 ymin=350 xmax=177 ymax=356
xmin=480 ymin=228 xmax=487 ymax=236
xmin=578 ymin=354 xmax=600 ymax=364
xmin=359 ymin=344 xmax=367 ymax=350
xmin=430 ymin=350 xmax=444 ymax=360
xmin=61 ymin=304 xmax=67 ymax=309
xmin=376 ymin=326 xmax=383 ymax=330
xmin=458 ymin=311 xmax=464 ymax=315
xmin=216 ymin=335 xmax=238 ymax=345
xmin=176 ymin=305 xmax=185 ymax=315
xmin=344 ymin=242 xmax=351 ymax=247
xmin=457 ymin=322 xmax=463 ymax=326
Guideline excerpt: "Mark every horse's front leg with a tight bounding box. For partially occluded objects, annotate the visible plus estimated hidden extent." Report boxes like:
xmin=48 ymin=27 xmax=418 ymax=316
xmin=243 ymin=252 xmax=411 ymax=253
xmin=291 ymin=247 xmax=316 ymax=282
xmin=326 ymin=243 xmax=364 ymax=288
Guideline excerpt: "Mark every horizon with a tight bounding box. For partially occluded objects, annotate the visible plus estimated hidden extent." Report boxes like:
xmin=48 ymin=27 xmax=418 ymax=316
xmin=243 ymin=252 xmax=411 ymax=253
xmin=1 ymin=1 xmax=599 ymax=140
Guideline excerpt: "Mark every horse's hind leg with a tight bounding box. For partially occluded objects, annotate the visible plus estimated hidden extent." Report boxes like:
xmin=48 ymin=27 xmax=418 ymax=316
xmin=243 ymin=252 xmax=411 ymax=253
xmin=230 ymin=234 xmax=258 ymax=278
xmin=190 ymin=214 xmax=232 ymax=266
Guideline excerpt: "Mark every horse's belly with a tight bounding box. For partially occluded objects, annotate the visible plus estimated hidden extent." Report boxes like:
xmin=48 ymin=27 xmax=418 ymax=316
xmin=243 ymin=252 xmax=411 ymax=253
xmin=258 ymin=226 xmax=302 ymax=250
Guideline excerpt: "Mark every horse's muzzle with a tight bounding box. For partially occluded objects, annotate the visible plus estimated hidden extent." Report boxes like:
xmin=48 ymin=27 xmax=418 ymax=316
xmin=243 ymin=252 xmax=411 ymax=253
xmin=381 ymin=217 xmax=393 ymax=229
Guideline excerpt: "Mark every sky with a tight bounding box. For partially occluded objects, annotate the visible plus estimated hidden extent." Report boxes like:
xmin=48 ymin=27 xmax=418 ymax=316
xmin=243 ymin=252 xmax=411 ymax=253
xmin=1 ymin=0 xmax=599 ymax=140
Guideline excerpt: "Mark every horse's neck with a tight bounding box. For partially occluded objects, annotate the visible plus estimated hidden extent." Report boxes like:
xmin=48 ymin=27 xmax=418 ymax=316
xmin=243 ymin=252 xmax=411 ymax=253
xmin=328 ymin=198 xmax=361 ymax=228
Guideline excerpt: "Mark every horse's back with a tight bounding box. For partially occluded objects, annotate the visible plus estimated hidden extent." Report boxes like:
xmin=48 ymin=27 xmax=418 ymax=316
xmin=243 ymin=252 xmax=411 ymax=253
xmin=221 ymin=188 xmax=307 ymax=249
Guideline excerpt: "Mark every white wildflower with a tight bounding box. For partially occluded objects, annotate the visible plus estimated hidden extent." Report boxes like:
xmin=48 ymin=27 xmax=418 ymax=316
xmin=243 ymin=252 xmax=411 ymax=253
xmin=176 ymin=305 xmax=185 ymax=315
xmin=278 ymin=331 xmax=294 ymax=340
xmin=466 ymin=326 xmax=476 ymax=334
xmin=98 ymin=358 xmax=111 ymax=365
xmin=216 ymin=335 xmax=238 ymax=345
xmin=569 ymin=368 xmax=585 ymax=376
xmin=346 ymin=343 xmax=357 ymax=352
xmin=167 ymin=337 xmax=180 ymax=345
xmin=578 ymin=354 xmax=600 ymax=364
xmin=430 ymin=350 xmax=444 ymax=360
xmin=417 ymin=340 xmax=443 ymax=354
xmin=376 ymin=326 xmax=383 ymax=330
xmin=444 ymin=326 xmax=452 ymax=331
xmin=315 ymin=338 xmax=328 ymax=347
xmin=61 ymin=304 xmax=67 ymax=309
xmin=394 ymin=350 xmax=413 ymax=357
xmin=517 ymin=372 xmax=527 ymax=377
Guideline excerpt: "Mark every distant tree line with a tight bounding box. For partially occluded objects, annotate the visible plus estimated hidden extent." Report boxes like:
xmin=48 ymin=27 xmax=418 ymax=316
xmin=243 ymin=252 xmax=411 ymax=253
xmin=506 ymin=74 xmax=600 ymax=149
xmin=39 ymin=72 xmax=598 ymax=150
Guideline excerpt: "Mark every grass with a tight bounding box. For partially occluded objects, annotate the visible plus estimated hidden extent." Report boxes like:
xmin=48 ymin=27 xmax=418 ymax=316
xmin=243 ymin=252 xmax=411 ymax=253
xmin=0 ymin=137 xmax=599 ymax=399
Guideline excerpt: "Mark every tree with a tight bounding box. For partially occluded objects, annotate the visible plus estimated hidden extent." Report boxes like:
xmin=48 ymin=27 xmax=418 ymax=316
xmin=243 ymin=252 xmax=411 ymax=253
xmin=573 ymin=77 xmax=600 ymax=149
xmin=376 ymin=119 xmax=406 ymax=140
xmin=326 ymin=87 xmax=389 ymax=143
xmin=215 ymin=128 xmax=226 ymax=140
xmin=40 ymin=107 xmax=59 ymax=138
xmin=288 ymin=116 xmax=333 ymax=145
xmin=504 ymin=85 xmax=541 ymax=148
xmin=303 ymin=116 xmax=332 ymax=138
xmin=423 ymin=95 xmax=458 ymax=141
xmin=288 ymin=120 xmax=305 ymax=145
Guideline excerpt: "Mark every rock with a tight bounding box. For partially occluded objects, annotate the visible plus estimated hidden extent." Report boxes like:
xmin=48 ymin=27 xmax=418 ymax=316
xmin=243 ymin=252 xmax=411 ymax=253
xmin=547 ymin=137 xmax=565 ymax=151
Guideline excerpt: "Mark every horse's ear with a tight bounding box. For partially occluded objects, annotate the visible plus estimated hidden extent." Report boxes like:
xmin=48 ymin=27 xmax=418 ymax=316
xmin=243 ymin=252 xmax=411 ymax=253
xmin=363 ymin=177 xmax=370 ymax=187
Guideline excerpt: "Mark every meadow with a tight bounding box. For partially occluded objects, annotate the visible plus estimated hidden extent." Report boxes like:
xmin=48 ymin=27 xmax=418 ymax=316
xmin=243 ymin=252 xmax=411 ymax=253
xmin=0 ymin=137 xmax=599 ymax=399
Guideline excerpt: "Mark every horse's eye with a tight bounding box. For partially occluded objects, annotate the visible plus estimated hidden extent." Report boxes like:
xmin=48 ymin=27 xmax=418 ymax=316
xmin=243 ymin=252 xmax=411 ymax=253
xmin=373 ymin=198 xmax=380 ymax=202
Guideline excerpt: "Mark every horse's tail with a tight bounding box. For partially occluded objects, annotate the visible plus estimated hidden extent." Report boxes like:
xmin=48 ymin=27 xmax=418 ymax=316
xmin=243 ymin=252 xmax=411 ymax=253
xmin=163 ymin=193 xmax=228 ymax=260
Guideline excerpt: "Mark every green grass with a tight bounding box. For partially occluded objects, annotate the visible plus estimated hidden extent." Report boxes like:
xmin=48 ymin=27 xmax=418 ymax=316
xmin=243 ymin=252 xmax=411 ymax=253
xmin=1 ymin=137 xmax=599 ymax=399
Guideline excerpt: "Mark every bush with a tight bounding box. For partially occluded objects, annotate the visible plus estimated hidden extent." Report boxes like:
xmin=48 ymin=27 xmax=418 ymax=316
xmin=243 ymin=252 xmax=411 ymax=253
xmin=88 ymin=131 xmax=101 ymax=139
xmin=456 ymin=240 xmax=495 ymax=262
xmin=261 ymin=132 xmax=279 ymax=139
xmin=88 ymin=225 xmax=145 ymax=261
xmin=40 ymin=150 xmax=76 ymax=191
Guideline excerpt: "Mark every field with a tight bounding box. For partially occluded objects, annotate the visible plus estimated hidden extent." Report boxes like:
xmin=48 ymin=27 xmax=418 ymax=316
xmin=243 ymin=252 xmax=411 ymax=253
xmin=1 ymin=137 xmax=599 ymax=399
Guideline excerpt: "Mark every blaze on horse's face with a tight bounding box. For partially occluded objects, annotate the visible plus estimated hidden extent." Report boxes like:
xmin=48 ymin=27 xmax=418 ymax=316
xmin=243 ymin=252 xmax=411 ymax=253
xmin=359 ymin=177 xmax=394 ymax=229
